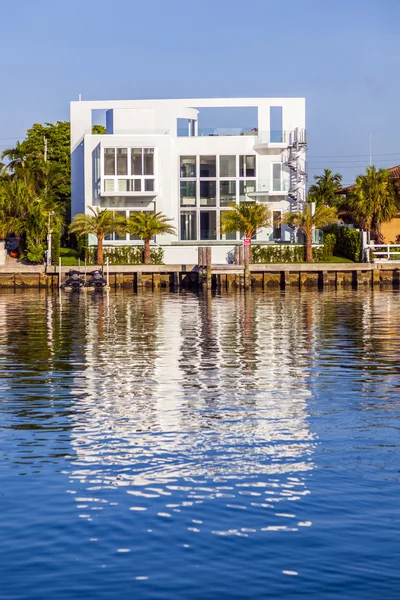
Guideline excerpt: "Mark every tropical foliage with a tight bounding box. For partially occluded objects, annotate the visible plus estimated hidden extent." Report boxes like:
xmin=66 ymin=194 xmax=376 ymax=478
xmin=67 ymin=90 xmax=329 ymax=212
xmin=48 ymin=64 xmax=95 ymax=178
xmin=323 ymin=224 xmax=363 ymax=262
xmin=85 ymin=245 xmax=165 ymax=266
xmin=0 ymin=166 xmax=65 ymax=262
xmin=125 ymin=212 xmax=175 ymax=264
xmin=348 ymin=166 xmax=398 ymax=238
xmin=69 ymin=208 xmax=126 ymax=265
xmin=221 ymin=202 xmax=271 ymax=239
xmin=0 ymin=121 xmax=71 ymax=263
xmin=308 ymin=169 xmax=343 ymax=209
xmin=283 ymin=204 xmax=338 ymax=262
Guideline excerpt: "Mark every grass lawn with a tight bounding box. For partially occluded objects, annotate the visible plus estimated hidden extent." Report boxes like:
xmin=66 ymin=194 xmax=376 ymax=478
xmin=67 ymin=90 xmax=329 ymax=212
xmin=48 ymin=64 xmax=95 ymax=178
xmin=59 ymin=248 xmax=82 ymax=266
xmin=321 ymin=256 xmax=354 ymax=263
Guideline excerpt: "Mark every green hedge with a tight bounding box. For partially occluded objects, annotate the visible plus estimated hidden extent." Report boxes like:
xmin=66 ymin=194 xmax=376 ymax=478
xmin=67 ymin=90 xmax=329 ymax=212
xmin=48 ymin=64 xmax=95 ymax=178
xmin=324 ymin=225 xmax=362 ymax=262
xmin=252 ymin=236 xmax=335 ymax=264
xmin=85 ymin=245 xmax=164 ymax=265
xmin=51 ymin=230 xmax=61 ymax=266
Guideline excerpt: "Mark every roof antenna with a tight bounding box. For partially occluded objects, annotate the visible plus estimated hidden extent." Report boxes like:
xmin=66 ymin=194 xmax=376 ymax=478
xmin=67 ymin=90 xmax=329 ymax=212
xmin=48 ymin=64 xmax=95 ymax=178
xmin=78 ymin=93 xmax=82 ymax=101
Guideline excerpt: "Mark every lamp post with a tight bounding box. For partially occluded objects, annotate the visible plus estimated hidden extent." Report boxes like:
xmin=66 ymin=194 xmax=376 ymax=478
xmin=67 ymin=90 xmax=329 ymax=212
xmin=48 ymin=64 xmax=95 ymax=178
xmin=47 ymin=211 xmax=55 ymax=268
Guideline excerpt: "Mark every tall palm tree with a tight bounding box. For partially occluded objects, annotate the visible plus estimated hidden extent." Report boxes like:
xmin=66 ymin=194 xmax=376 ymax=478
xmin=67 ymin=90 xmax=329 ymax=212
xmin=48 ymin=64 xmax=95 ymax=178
xmin=283 ymin=204 xmax=338 ymax=262
xmin=69 ymin=208 xmax=126 ymax=264
xmin=308 ymin=169 xmax=343 ymax=208
xmin=1 ymin=142 xmax=28 ymax=174
xmin=126 ymin=212 xmax=175 ymax=264
xmin=221 ymin=202 xmax=271 ymax=239
xmin=348 ymin=166 xmax=398 ymax=238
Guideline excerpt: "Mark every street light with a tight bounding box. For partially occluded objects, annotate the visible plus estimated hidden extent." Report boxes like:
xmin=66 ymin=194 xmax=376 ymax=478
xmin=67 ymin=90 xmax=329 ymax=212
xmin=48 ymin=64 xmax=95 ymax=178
xmin=46 ymin=211 xmax=55 ymax=268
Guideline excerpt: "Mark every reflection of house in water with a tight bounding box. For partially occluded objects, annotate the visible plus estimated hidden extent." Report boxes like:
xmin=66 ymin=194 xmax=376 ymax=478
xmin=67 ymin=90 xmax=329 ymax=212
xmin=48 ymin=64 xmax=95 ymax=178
xmin=67 ymin=293 xmax=317 ymax=496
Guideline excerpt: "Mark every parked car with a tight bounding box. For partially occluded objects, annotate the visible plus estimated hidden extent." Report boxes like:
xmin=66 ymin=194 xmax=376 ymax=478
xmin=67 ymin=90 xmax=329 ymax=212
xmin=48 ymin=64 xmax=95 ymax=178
xmin=5 ymin=237 xmax=19 ymax=258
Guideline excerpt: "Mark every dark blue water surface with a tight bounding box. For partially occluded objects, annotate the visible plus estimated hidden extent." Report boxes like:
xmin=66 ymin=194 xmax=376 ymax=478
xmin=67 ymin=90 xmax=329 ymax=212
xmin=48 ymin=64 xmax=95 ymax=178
xmin=0 ymin=289 xmax=399 ymax=599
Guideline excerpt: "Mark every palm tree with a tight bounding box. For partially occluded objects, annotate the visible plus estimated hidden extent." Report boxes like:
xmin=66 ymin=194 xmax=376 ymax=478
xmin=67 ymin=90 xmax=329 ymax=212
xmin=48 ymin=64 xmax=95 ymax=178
xmin=283 ymin=204 xmax=338 ymax=262
xmin=348 ymin=166 xmax=398 ymax=239
xmin=221 ymin=202 xmax=271 ymax=239
xmin=69 ymin=208 xmax=126 ymax=264
xmin=126 ymin=212 xmax=175 ymax=264
xmin=0 ymin=179 xmax=35 ymax=249
xmin=308 ymin=169 xmax=343 ymax=208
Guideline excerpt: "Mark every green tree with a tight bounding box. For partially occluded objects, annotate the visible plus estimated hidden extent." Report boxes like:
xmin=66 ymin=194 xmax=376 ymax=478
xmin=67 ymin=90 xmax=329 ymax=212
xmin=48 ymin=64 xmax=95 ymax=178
xmin=221 ymin=202 xmax=271 ymax=239
xmin=0 ymin=177 xmax=64 ymax=261
xmin=69 ymin=208 xmax=126 ymax=265
xmin=2 ymin=122 xmax=71 ymax=209
xmin=283 ymin=204 xmax=338 ymax=262
xmin=308 ymin=169 xmax=343 ymax=208
xmin=92 ymin=125 xmax=106 ymax=134
xmin=126 ymin=212 xmax=175 ymax=264
xmin=348 ymin=166 xmax=398 ymax=238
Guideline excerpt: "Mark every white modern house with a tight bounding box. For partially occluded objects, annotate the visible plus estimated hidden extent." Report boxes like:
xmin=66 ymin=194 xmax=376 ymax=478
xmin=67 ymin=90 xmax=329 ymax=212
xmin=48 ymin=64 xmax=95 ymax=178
xmin=70 ymin=97 xmax=307 ymax=264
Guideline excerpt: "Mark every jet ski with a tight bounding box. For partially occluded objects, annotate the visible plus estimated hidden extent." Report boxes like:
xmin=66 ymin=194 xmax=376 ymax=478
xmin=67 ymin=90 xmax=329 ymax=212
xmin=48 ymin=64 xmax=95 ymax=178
xmin=60 ymin=270 xmax=85 ymax=290
xmin=85 ymin=269 xmax=107 ymax=289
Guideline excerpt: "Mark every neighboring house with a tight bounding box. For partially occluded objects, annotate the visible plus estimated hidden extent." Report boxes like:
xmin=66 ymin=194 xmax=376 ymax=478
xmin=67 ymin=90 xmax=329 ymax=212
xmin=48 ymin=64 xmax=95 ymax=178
xmin=70 ymin=97 xmax=306 ymax=263
xmin=338 ymin=165 xmax=400 ymax=241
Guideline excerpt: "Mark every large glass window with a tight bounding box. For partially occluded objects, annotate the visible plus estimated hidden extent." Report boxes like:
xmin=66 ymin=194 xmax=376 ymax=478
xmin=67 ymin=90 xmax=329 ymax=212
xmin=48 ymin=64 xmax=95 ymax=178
xmin=272 ymin=163 xmax=282 ymax=191
xmin=200 ymin=211 xmax=217 ymax=240
xmin=220 ymin=181 xmax=236 ymax=206
xmin=273 ymin=210 xmax=281 ymax=239
xmin=117 ymin=148 xmax=128 ymax=175
xmin=270 ymin=106 xmax=283 ymax=143
xmin=239 ymin=180 xmax=256 ymax=201
xmin=178 ymin=154 xmax=267 ymax=241
xmin=104 ymin=179 xmax=115 ymax=192
xmin=200 ymin=156 xmax=216 ymax=177
xmin=144 ymin=149 xmax=154 ymax=175
xmin=131 ymin=148 xmax=143 ymax=175
xmin=239 ymin=155 xmax=256 ymax=177
xmin=117 ymin=179 xmax=129 ymax=192
xmin=220 ymin=155 xmax=236 ymax=177
xmin=180 ymin=211 xmax=197 ymax=240
xmin=104 ymin=148 xmax=115 ymax=175
xmin=103 ymin=148 xmax=155 ymax=194
xmin=200 ymin=181 xmax=216 ymax=206
xmin=180 ymin=156 xmax=196 ymax=178
xmin=180 ymin=182 xmax=196 ymax=207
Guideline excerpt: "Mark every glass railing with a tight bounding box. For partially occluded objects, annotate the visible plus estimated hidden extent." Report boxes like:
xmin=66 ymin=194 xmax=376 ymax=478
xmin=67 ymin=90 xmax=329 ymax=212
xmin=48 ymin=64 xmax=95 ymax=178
xmin=256 ymin=131 xmax=288 ymax=144
xmin=177 ymin=127 xmax=257 ymax=137
xmin=246 ymin=179 xmax=289 ymax=194
xmin=86 ymin=129 xmax=170 ymax=136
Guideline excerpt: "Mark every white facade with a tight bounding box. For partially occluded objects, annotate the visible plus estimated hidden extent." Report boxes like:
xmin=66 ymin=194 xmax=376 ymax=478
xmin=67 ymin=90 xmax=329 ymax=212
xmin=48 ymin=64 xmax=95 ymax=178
xmin=70 ymin=98 xmax=306 ymax=264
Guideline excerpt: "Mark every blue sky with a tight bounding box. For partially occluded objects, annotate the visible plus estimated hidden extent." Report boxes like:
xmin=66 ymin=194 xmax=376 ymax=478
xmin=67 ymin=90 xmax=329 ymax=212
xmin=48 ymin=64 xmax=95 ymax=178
xmin=1 ymin=0 xmax=399 ymax=185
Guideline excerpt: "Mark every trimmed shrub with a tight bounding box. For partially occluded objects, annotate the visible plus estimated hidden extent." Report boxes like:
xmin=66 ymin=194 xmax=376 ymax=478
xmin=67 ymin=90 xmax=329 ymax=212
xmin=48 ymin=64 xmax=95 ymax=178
xmin=85 ymin=245 xmax=164 ymax=265
xmin=252 ymin=234 xmax=336 ymax=264
xmin=51 ymin=229 xmax=61 ymax=266
xmin=324 ymin=225 xmax=362 ymax=262
xmin=76 ymin=234 xmax=88 ymax=260
xmin=252 ymin=244 xmax=305 ymax=263
xmin=25 ymin=238 xmax=45 ymax=264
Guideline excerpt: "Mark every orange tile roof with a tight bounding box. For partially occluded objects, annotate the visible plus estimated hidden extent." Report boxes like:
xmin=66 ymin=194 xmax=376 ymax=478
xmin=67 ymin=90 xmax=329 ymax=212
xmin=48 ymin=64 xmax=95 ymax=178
xmin=338 ymin=165 xmax=400 ymax=193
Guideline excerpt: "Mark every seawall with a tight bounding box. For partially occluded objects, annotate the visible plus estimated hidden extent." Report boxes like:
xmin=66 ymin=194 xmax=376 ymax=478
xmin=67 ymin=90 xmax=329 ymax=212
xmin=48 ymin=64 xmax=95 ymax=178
xmin=0 ymin=263 xmax=399 ymax=291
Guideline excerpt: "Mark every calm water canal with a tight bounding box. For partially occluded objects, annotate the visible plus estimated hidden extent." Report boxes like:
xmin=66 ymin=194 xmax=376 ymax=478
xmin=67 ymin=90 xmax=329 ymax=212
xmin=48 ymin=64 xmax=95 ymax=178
xmin=0 ymin=289 xmax=399 ymax=599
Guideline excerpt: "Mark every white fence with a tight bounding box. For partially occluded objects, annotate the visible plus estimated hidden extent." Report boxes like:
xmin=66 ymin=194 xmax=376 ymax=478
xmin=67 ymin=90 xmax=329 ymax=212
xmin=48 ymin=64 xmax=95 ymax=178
xmin=364 ymin=244 xmax=400 ymax=262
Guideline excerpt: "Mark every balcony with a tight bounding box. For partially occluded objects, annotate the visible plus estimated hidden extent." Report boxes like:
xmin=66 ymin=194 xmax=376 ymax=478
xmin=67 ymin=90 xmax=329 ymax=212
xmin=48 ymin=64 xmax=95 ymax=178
xmin=177 ymin=127 xmax=257 ymax=137
xmin=100 ymin=177 xmax=157 ymax=198
xmin=245 ymin=179 xmax=289 ymax=198
xmin=253 ymin=131 xmax=289 ymax=152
